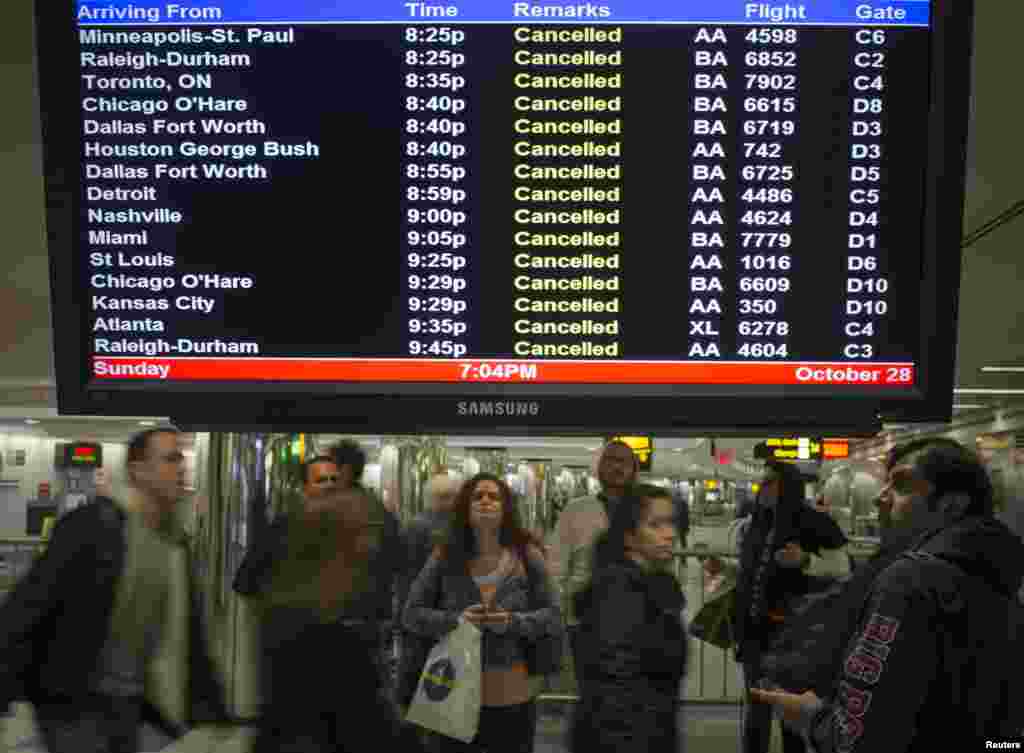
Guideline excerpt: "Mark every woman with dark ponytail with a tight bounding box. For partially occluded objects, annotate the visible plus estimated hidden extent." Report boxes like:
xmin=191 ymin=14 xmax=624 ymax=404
xmin=569 ymin=483 xmax=688 ymax=753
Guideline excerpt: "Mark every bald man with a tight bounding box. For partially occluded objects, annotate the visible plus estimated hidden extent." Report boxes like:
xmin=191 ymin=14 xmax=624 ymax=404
xmin=395 ymin=473 xmax=461 ymax=709
xmin=549 ymin=440 xmax=639 ymax=694
xmin=401 ymin=474 xmax=461 ymax=603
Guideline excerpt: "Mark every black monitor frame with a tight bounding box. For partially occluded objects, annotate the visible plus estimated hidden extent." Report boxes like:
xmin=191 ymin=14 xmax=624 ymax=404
xmin=37 ymin=0 xmax=974 ymax=435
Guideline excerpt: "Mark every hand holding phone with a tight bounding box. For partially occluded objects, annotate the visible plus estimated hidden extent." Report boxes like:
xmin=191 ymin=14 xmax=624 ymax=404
xmin=462 ymin=604 xmax=487 ymax=624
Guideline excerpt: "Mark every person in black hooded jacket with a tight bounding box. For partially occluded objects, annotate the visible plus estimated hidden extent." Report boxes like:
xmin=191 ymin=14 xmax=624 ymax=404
xmin=569 ymin=483 xmax=689 ymax=753
xmin=752 ymin=438 xmax=1024 ymax=752
xmin=705 ymin=460 xmax=850 ymax=753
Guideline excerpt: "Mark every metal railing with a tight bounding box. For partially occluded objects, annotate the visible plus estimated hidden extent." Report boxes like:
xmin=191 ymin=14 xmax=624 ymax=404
xmin=0 ymin=529 xmax=881 ymax=708
xmin=0 ymin=538 xmax=44 ymax=589
xmin=540 ymin=548 xmax=742 ymax=705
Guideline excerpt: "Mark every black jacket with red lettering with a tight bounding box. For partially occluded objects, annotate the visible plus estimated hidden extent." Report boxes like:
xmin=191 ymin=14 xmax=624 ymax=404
xmin=801 ymin=511 xmax=1024 ymax=753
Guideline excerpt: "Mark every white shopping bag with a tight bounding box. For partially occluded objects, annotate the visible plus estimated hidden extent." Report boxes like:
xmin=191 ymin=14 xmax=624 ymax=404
xmin=405 ymin=618 xmax=482 ymax=743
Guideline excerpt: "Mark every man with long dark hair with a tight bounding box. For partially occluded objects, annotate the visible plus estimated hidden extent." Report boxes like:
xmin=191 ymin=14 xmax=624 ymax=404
xmin=706 ymin=460 xmax=850 ymax=753
xmin=757 ymin=471 xmax=885 ymax=699
xmin=752 ymin=438 xmax=1024 ymax=750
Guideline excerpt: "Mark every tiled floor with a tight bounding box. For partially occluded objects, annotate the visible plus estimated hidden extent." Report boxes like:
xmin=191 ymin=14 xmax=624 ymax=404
xmin=533 ymin=705 xmax=755 ymax=753
xmin=3 ymin=702 xmax=781 ymax=753
xmin=2 ymin=706 xmax=169 ymax=751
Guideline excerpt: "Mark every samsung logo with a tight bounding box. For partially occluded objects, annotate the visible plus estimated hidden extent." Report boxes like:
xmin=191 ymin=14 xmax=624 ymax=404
xmin=457 ymin=401 xmax=541 ymax=417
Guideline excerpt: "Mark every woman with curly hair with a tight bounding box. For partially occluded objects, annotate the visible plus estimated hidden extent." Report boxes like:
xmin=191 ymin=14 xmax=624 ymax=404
xmin=403 ymin=472 xmax=562 ymax=753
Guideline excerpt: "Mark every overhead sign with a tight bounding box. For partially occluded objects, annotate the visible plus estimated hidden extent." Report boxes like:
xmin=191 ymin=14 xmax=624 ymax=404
xmin=608 ymin=436 xmax=654 ymax=472
xmin=823 ymin=440 xmax=851 ymax=459
xmin=716 ymin=448 xmax=737 ymax=466
xmin=64 ymin=442 xmax=103 ymax=468
xmin=755 ymin=438 xmax=822 ymax=461
xmin=38 ymin=1 xmax=974 ymax=430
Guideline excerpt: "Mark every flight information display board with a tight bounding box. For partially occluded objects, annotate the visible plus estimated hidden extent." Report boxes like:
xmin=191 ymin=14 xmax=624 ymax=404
xmin=38 ymin=1 xmax=973 ymax=430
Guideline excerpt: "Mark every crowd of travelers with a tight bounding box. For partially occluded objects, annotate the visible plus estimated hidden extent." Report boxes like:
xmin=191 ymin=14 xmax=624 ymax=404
xmin=0 ymin=430 xmax=1019 ymax=752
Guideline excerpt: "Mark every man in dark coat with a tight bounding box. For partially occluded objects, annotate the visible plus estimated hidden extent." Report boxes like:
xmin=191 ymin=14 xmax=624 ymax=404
xmin=752 ymin=438 xmax=1024 ymax=751
xmin=234 ymin=441 xmax=407 ymax=703
xmin=233 ymin=453 xmax=341 ymax=597
xmin=329 ymin=440 xmax=407 ymax=703
xmin=327 ymin=440 xmax=407 ymax=624
xmin=0 ymin=428 xmax=230 ymax=752
xmin=253 ymin=487 xmax=424 ymax=753
xmin=719 ymin=460 xmax=850 ymax=753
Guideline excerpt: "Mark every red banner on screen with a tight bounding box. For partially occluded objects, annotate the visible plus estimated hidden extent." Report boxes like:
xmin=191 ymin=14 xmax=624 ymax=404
xmin=92 ymin=358 xmax=916 ymax=386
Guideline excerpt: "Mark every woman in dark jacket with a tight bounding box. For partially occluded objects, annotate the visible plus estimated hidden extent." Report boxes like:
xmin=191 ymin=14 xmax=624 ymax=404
xmin=569 ymin=483 xmax=688 ymax=753
xmin=253 ymin=487 xmax=423 ymax=753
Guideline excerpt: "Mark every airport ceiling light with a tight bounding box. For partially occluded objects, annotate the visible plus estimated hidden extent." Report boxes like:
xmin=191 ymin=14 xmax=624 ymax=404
xmin=980 ymin=366 xmax=1024 ymax=373
xmin=24 ymin=419 xmax=39 ymax=425
xmin=954 ymin=389 xmax=1024 ymax=395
